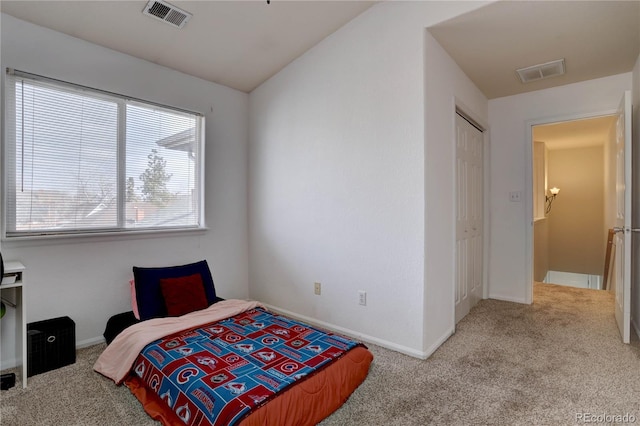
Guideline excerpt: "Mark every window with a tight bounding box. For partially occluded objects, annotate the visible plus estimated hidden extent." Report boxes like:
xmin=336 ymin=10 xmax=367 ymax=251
xmin=4 ymin=69 xmax=204 ymax=238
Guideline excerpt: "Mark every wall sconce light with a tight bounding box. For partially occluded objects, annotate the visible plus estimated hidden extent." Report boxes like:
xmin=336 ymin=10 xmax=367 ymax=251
xmin=545 ymin=187 xmax=560 ymax=214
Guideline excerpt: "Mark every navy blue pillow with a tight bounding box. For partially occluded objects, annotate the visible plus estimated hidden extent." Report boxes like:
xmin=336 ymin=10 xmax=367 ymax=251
xmin=133 ymin=260 xmax=217 ymax=321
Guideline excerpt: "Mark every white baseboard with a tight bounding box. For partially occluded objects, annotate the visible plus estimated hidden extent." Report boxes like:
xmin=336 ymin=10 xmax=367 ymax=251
xmin=263 ymin=303 xmax=429 ymax=359
xmin=423 ymin=327 xmax=454 ymax=359
xmin=545 ymin=270 xmax=602 ymax=289
xmin=2 ymin=307 xmax=444 ymax=370
xmin=1 ymin=337 xmax=105 ymax=371
xmin=77 ymin=336 xmax=105 ymax=349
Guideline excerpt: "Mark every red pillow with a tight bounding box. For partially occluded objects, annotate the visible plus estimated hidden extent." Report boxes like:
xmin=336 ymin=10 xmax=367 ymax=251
xmin=160 ymin=273 xmax=208 ymax=317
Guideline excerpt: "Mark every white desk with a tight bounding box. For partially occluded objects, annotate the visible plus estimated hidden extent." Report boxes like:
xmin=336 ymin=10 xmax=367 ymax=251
xmin=1 ymin=261 xmax=26 ymax=388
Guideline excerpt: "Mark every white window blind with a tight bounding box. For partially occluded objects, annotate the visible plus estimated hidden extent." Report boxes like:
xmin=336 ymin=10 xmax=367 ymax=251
xmin=4 ymin=70 xmax=204 ymax=237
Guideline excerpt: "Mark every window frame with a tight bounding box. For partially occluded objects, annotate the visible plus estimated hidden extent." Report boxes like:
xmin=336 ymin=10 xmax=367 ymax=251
xmin=2 ymin=68 xmax=206 ymax=240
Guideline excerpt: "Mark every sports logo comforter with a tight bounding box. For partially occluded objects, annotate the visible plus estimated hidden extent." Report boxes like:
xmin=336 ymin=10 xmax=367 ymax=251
xmin=132 ymin=308 xmax=362 ymax=426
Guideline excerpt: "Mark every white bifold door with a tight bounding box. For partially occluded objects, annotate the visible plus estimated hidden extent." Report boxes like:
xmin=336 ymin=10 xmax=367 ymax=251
xmin=455 ymin=113 xmax=484 ymax=324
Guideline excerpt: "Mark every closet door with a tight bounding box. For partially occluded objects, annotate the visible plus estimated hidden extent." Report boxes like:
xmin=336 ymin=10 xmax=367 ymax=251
xmin=455 ymin=113 xmax=484 ymax=324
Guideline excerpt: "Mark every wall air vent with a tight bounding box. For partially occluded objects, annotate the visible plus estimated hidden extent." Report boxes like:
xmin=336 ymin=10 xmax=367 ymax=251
xmin=143 ymin=0 xmax=192 ymax=29
xmin=516 ymin=59 xmax=565 ymax=84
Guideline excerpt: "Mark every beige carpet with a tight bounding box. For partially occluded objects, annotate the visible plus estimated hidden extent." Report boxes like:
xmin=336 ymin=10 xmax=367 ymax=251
xmin=1 ymin=283 xmax=639 ymax=425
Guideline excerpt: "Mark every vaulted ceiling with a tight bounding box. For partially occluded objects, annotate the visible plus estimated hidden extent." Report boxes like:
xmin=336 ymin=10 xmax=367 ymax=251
xmin=2 ymin=0 xmax=639 ymax=101
xmin=2 ymin=1 xmax=636 ymax=168
xmin=1 ymin=0 xmax=375 ymax=93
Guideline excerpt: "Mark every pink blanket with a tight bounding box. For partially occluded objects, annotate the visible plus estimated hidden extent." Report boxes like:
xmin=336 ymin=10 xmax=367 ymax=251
xmin=93 ymin=299 xmax=264 ymax=383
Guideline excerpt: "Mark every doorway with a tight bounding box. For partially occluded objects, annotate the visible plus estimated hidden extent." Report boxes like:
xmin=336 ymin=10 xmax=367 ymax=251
xmin=532 ymin=115 xmax=618 ymax=291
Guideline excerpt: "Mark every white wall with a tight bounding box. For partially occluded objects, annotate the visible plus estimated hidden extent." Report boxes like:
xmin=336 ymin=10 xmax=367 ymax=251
xmin=248 ymin=1 xmax=488 ymax=357
xmin=632 ymin=53 xmax=640 ymax=338
xmin=0 ymin=14 xmax=250 ymax=367
xmin=547 ymin=146 xmax=605 ymax=275
xmin=423 ymin=32 xmax=488 ymax=352
xmin=488 ymin=73 xmax=632 ymax=303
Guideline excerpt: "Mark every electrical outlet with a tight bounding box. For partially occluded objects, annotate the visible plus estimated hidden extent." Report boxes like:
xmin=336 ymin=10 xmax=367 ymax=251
xmin=314 ymin=282 xmax=321 ymax=295
xmin=358 ymin=290 xmax=366 ymax=306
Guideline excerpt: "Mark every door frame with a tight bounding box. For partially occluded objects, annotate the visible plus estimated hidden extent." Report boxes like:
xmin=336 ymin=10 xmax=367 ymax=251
xmin=453 ymin=98 xmax=491 ymax=319
xmin=524 ymin=108 xmax=617 ymax=304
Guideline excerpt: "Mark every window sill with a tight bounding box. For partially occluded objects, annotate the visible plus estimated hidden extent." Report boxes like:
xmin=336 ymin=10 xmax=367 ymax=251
xmin=2 ymin=226 xmax=209 ymax=248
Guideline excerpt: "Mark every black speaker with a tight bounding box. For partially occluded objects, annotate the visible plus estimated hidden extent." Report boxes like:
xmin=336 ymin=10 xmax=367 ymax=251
xmin=0 ymin=373 xmax=15 ymax=390
xmin=27 ymin=316 xmax=76 ymax=377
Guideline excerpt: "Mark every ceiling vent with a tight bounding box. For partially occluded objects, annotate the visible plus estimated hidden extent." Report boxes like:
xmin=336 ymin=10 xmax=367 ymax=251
xmin=142 ymin=0 xmax=192 ymax=29
xmin=516 ymin=59 xmax=565 ymax=84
